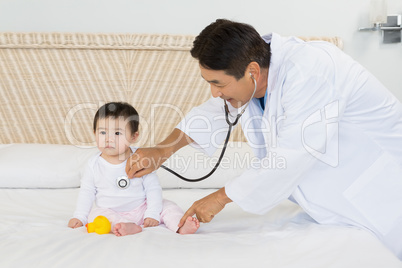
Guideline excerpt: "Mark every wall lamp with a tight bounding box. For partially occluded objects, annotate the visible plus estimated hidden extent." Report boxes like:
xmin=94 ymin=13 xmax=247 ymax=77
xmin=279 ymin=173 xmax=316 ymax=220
xmin=359 ymin=14 xmax=402 ymax=43
xmin=358 ymin=0 xmax=401 ymax=43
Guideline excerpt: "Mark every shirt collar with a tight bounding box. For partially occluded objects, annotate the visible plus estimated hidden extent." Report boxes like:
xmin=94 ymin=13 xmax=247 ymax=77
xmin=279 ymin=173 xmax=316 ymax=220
xmin=262 ymin=32 xmax=282 ymax=95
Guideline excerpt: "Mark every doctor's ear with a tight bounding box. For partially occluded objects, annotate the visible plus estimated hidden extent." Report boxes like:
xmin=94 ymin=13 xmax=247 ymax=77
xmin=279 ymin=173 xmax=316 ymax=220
xmin=246 ymin=62 xmax=260 ymax=80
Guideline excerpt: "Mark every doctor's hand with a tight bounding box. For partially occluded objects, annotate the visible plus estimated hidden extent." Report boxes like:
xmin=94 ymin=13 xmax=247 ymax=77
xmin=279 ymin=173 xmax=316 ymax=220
xmin=178 ymin=187 xmax=232 ymax=226
xmin=125 ymin=147 xmax=167 ymax=178
xmin=126 ymin=129 xmax=193 ymax=178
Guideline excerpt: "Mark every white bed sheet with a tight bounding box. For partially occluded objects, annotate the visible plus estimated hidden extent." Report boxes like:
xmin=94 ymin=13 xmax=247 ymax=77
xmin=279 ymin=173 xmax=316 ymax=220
xmin=0 ymin=188 xmax=401 ymax=268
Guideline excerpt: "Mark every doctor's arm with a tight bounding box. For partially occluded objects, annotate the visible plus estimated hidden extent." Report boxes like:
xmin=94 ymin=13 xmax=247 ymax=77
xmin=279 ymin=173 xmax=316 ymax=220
xmin=126 ymin=128 xmax=194 ymax=178
xmin=126 ymin=97 xmax=227 ymax=178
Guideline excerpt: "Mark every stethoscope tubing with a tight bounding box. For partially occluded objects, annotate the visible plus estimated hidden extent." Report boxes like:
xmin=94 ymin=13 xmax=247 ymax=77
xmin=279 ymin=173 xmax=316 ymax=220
xmin=160 ymin=74 xmax=257 ymax=182
xmin=160 ymin=123 xmax=233 ymax=182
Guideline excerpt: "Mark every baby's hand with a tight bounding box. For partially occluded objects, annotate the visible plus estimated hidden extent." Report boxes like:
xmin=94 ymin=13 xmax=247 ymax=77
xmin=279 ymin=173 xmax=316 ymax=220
xmin=68 ymin=218 xmax=83 ymax=229
xmin=143 ymin=218 xmax=159 ymax=228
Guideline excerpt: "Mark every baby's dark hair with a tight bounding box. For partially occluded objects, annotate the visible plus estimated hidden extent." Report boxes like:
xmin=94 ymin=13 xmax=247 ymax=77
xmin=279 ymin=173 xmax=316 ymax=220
xmin=93 ymin=102 xmax=139 ymax=133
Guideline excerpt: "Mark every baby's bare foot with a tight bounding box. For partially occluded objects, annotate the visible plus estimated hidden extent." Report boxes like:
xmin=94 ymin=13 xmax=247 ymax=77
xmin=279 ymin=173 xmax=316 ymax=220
xmin=178 ymin=216 xmax=200 ymax=235
xmin=113 ymin=223 xmax=142 ymax=236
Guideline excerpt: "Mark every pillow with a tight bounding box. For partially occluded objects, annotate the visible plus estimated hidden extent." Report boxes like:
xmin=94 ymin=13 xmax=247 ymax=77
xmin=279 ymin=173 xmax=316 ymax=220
xmin=157 ymin=142 xmax=253 ymax=189
xmin=0 ymin=142 xmax=253 ymax=189
xmin=0 ymin=144 xmax=98 ymax=188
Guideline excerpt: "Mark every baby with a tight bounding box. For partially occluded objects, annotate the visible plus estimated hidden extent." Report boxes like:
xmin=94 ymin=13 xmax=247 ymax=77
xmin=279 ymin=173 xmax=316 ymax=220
xmin=68 ymin=102 xmax=199 ymax=236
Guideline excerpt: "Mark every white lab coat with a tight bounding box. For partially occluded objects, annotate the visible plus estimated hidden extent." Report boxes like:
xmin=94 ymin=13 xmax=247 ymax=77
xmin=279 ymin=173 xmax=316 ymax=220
xmin=177 ymin=33 xmax=402 ymax=259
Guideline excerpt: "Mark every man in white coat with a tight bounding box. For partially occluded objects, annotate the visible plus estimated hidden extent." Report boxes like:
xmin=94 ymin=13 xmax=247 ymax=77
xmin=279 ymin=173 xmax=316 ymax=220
xmin=126 ymin=19 xmax=402 ymax=259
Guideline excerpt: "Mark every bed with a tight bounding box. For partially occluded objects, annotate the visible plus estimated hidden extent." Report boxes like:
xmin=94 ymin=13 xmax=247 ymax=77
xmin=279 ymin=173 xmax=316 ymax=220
xmin=0 ymin=32 xmax=401 ymax=267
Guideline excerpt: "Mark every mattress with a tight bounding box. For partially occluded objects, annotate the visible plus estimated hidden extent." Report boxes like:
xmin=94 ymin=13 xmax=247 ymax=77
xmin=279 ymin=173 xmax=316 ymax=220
xmin=1 ymin=187 xmax=401 ymax=268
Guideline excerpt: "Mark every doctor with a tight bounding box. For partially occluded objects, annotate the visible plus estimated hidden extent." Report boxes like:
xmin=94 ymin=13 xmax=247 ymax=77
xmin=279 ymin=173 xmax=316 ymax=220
xmin=126 ymin=19 xmax=402 ymax=259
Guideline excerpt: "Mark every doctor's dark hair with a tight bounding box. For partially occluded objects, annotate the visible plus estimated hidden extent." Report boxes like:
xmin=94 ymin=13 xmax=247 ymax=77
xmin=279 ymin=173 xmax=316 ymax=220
xmin=191 ymin=19 xmax=271 ymax=80
xmin=93 ymin=102 xmax=139 ymax=133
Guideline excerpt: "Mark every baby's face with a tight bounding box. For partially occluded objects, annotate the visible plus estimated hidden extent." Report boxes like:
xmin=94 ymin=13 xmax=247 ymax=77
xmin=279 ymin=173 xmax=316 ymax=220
xmin=95 ymin=117 xmax=137 ymax=161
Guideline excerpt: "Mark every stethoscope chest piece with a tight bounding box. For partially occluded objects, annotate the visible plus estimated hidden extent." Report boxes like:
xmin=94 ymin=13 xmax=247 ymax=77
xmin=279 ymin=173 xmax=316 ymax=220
xmin=116 ymin=175 xmax=130 ymax=189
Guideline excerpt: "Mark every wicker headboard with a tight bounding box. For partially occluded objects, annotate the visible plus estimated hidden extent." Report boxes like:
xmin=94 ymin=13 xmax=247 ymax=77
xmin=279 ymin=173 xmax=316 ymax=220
xmin=0 ymin=32 xmax=343 ymax=146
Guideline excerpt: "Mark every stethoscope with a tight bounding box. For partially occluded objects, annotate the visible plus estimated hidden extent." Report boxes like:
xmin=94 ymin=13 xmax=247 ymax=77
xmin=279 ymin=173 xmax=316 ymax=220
xmin=116 ymin=74 xmax=257 ymax=188
xmin=160 ymin=74 xmax=258 ymax=183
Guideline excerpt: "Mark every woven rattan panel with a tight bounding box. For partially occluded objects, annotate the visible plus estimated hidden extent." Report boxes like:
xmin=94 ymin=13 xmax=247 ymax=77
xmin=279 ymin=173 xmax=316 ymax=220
xmin=0 ymin=32 xmax=342 ymax=146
